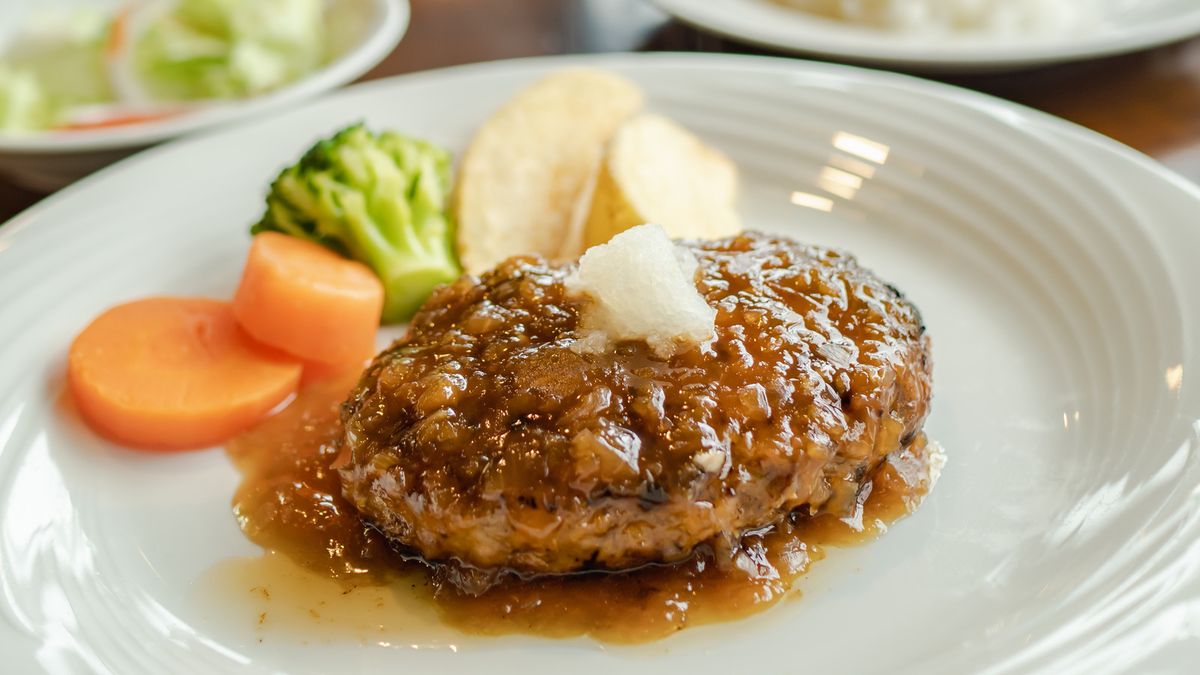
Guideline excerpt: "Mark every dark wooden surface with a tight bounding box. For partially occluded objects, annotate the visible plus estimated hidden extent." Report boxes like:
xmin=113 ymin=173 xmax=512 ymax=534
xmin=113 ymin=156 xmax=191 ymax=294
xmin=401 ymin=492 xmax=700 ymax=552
xmin=4 ymin=0 xmax=1199 ymax=222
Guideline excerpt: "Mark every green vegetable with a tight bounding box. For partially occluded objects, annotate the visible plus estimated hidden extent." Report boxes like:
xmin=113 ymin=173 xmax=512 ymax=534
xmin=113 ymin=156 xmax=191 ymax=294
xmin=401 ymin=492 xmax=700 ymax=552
xmin=0 ymin=65 xmax=53 ymax=132
xmin=134 ymin=0 xmax=326 ymax=101
xmin=253 ymin=124 xmax=463 ymax=323
xmin=0 ymin=8 xmax=112 ymax=132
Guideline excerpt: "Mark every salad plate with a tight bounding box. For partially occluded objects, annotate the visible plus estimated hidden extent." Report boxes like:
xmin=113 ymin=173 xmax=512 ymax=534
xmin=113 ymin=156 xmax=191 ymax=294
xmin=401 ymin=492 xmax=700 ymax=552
xmin=0 ymin=0 xmax=410 ymax=190
xmin=651 ymin=0 xmax=1200 ymax=71
xmin=1 ymin=53 xmax=1198 ymax=674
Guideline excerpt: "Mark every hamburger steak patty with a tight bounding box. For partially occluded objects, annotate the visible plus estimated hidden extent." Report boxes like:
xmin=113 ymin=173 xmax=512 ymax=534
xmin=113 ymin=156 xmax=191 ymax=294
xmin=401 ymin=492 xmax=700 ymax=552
xmin=338 ymin=232 xmax=932 ymax=585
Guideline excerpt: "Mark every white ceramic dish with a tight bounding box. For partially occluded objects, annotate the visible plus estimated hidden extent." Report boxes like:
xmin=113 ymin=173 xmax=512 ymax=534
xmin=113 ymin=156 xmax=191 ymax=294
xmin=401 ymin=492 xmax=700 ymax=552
xmin=1 ymin=53 xmax=1199 ymax=674
xmin=0 ymin=0 xmax=410 ymax=190
xmin=652 ymin=0 xmax=1200 ymax=71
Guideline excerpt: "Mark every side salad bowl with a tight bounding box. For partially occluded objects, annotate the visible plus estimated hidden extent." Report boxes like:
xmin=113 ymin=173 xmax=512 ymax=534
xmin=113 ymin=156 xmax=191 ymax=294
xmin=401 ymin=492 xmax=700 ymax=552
xmin=0 ymin=0 xmax=410 ymax=191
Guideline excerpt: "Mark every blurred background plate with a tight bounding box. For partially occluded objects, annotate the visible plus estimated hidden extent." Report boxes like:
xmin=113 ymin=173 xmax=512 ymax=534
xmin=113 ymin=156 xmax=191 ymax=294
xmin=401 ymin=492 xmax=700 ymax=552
xmin=652 ymin=0 xmax=1200 ymax=71
xmin=0 ymin=53 xmax=1198 ymax=674
xmin=0 ymin=0 xmax=410 ymax=191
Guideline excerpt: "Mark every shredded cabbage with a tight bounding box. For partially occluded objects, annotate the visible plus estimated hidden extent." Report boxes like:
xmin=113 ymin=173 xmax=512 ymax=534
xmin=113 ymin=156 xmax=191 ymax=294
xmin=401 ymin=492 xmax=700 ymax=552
xmin=133 ymin=0 xmax=328 ymax=101
xmin=0 ymin=65 xmax=53 ymax=132
xmin=0 ymin=8 xmax=112 ymax=131
xmin=0 ymin=0 xmax=329 ymax=133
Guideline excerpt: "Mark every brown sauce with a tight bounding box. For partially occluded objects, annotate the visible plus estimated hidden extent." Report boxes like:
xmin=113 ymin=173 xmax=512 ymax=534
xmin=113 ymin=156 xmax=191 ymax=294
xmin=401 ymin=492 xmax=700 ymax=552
xmin=212 ymin=372 xmax=941 ymax=644
xmin=338 ymin=235 xmax=932 ymax=579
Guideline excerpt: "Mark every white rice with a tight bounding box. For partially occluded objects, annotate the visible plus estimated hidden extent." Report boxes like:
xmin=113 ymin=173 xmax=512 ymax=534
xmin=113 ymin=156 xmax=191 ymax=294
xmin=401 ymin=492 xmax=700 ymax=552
xmin=782 ymin=0 xmax=1098 ymax=35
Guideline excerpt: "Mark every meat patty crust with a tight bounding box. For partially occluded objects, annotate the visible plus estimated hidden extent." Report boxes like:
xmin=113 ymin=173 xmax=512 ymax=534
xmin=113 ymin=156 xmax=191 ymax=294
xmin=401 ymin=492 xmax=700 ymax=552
xmin=338 ymin=232 xmax=932 ymax=586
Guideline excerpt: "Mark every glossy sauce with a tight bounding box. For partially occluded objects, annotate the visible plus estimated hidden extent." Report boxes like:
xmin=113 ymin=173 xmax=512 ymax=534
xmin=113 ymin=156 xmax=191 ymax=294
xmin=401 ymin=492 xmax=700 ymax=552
xmin=219 ymin=373 xmax=941 ymax=644
xmin=338 ymin=236 xmax=932 ymax=579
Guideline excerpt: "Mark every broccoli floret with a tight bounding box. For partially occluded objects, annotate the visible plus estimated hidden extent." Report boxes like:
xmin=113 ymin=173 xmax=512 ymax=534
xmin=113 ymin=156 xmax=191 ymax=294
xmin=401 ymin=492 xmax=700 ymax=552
xmin=253 ymin=124 xmax=463 ymax=323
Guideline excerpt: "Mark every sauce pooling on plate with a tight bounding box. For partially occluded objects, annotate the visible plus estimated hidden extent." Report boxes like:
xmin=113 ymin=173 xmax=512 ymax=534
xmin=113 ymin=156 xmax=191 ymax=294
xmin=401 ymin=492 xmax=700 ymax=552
xmin=221 ymin=373 xmax=941 ymax=643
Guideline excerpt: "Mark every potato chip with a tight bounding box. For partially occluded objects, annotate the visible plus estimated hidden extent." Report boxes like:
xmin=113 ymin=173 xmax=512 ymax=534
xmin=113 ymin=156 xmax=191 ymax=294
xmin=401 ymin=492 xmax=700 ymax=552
xmin=579 ymin=113 xmax=741 ymax=249
xmin=454 ymin=69 xmax=644 ymax=273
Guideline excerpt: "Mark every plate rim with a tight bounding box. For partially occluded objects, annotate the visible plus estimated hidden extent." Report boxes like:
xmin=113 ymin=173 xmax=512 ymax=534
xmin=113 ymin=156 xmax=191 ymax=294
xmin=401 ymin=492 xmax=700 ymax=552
xmin=650 ymin=0 xmax=1200 ymax=70
xmin=1 ymin=51 xmax=1199 ymax=673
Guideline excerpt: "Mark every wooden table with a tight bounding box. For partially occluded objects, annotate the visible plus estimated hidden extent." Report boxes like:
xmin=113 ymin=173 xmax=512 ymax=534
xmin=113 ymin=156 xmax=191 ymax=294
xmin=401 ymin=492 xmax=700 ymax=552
xmin=3 ymin=0 xmax=1199 ymax=222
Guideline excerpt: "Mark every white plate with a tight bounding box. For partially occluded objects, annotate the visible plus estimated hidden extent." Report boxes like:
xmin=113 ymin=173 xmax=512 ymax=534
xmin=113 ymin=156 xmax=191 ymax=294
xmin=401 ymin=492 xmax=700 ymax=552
xmin=0 ymin=0 xmax=410 ymax=190
xmin=1 ymin=53 xmax=1199 ymax=674
xmin=652 ymin=0 xmax=1200 ymax=71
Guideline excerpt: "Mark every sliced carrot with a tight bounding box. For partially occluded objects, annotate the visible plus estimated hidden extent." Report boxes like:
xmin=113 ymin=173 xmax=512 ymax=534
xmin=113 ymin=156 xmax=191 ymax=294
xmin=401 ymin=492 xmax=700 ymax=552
xmin=233 ymin=232 xmax=384 ymax=366
xmin=300 ymin=356 xmax=372 ymax=386
xmin=69 ymin=297 xmax=302 ymax=451
xmin=54 ymin=111 xmax=180 ymax=132
xmin=105 ymin=5 xmax=132 ymax=59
